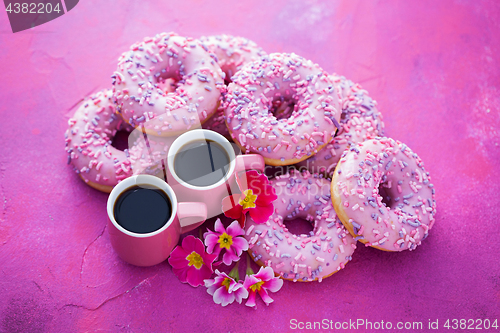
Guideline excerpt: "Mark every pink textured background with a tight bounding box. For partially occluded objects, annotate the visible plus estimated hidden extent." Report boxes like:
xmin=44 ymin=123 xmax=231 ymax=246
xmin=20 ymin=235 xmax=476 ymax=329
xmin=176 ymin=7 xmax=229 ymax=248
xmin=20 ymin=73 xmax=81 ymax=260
xmin=1 ymin=0 xmax=499 ymax=331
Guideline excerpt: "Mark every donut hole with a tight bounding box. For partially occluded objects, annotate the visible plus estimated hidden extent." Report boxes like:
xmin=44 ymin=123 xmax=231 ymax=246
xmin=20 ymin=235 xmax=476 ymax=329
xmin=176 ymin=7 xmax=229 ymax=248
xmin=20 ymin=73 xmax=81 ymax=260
xmin=111 ymin=130 xmax=130 ymax=151
xmin=223 ymin=75 xmax=233 ymax=86
xmin=377 ymin=181 xmax=397 ymax=210
xmin=271 ymin=96 xmax=296 ymax=120
xmin=264 ymin=165 xmax=290 ymax=179
xmin=282 ymin=217 xmax=314 ymax=236
xmin=156 ymin=77 xmax=178 ymax=94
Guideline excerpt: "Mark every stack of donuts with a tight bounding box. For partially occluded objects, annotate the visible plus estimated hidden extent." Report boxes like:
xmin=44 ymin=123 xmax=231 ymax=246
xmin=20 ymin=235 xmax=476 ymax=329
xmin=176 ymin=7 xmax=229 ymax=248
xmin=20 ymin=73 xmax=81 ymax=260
xmin=65 ymin=32 xmax=436 ymax=282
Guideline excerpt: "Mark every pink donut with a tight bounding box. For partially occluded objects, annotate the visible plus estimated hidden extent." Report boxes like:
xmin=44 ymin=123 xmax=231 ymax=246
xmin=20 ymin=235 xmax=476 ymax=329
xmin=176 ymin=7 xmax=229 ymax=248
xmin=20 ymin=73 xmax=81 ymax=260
xmin=199 ymin=35 xmax=267 ymax=137
xmin=224 ymin=53 xmax=343 ymax=166
xmin=245 ymin=169 xmax=356 ymax=282
xmin=112 ymin=32 xmax=225 ymax=137
xmin=331 ymin=137 xmax=437 ymax=252
xmin=296 ymin=74 xmax=384 ymax=176
xmin=65 ymin=89 xmax=134 ymax=193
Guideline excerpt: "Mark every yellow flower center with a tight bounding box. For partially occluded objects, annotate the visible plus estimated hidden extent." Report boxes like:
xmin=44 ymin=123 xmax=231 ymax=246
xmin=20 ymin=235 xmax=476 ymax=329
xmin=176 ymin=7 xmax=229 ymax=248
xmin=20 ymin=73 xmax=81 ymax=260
xmin=249 ymin=280 xmax=265 ymax=292
xmin=186 ymin=251 xmax=204 ymax=269
xmin=217 ymin=232 xmax=233 ymax=250
xmin=221 ymin=277 xmax=232 ymax=290
xmin=239 ymin=189 xmax=257 ymax=210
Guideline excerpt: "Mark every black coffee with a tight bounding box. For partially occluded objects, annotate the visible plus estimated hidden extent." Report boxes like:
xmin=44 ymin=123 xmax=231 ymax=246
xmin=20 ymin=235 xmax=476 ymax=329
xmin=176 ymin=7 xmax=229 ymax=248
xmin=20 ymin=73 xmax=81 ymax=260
xmin=113 ymin=185 xmax=172 ymax=234
xmin=174 ymin=139 xmax=230 ymax=187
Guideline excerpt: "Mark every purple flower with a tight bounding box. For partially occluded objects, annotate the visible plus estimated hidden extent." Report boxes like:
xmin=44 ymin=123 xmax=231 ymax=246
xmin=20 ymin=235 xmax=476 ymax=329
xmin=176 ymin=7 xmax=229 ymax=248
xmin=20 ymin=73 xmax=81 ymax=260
xmin=243 ymin=266 xmax=283 ymax=308
xmin=204 ymin=219 xmax=249 ymax=265
xmin=204 ymin=270 xmax=248 ymax=306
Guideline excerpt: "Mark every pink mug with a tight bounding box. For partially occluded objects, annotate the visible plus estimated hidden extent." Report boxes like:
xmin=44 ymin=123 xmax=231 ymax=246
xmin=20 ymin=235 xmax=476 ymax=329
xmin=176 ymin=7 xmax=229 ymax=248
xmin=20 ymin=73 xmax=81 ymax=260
xmin=166 ymin=129 xmax=265 ymax=220
xmin=107 ymin=174 xmax=207 ymax=266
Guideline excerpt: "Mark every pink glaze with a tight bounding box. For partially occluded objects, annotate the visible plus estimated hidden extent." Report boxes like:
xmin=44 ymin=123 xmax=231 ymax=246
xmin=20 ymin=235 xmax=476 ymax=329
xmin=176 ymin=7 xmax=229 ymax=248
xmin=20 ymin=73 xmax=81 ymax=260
xmin=200 ymin=35 xmax=267 ymax=137
xmin=224 ymin=53 xmax=343 ymax=165
xmin=245 ymin=169 xmax=356 ymax=282
xmin=126 ymin=126 xmax=174 ymax=177
xmin=65 ymin=89 xmax=133 ymax=191
xmin=331 ymin=137 xmax=436 ymax=252
xmin=297 ymin=74 xmax=384 ymax=175
xmin=112 ymin=32 xmax=225 ymax=136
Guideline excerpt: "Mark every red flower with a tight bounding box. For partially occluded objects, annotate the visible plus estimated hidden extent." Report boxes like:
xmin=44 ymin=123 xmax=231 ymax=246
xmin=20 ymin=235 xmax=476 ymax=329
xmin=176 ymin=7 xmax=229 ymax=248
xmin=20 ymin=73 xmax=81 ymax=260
xmin=168 ymin=235 xmax=217 ymax=287
xmin=221 ymin=170 xmax=277 ymax=228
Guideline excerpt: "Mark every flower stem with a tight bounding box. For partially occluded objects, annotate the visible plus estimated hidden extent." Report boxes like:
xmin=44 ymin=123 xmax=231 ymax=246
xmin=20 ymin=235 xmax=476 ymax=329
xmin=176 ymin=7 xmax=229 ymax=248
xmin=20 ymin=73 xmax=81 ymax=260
xmin=246 ymin=251 xmax=254 ymax=276
xmin=198 ymin=227 xmax=203 ymax=240
xmin=228 ymin=261 xmax=240 ymax=281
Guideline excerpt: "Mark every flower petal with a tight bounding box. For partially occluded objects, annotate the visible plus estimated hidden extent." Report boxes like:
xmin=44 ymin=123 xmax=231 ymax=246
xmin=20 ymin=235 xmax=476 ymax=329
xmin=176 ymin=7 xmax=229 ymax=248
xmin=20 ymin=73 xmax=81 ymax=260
xmin=263 ymin=277 xmax=284 ymax=293
xmin=254 ymin=266 xmax=275 ymax=281
xmin=245 ymin=170 xmax=264 ymax=186
xmin=222 ymin=249 xmax=240 ymax=266
xmin=243 ymin=274 xmax=259 ymax=289
xmin=213 ymin=285 xmax=235 ymax=306
xmin=204 ymin=279 xmax=218 ymax=295
xmin=226 ymin=220 xmax=245 ymax=237
xmin=212 ymin=260 xmax=223 ymax=267
xmin=233 ymin=284 xmax=249 ymax=304
xmin=222 ymin=195 xmax=243 ymax=219
xmin=237 ymin=214 xmax=246 ymax=229
xmin=192 ymin=236 xmax=206 ymax=255
xmin=202 ymin=257 xmax=216 ymax=274
xmin=172 ymin=266 xmax=189 ymax=284
xmin=244 ymin=172 xmax=265 ymax=195
xmin=258 ymin=288 xmax=274 ymax=305
xmin=204 ymin=233 xmax=220 ymax=254
xmin=255 ymin=184 xmax=277 ymax=206
xmin=231 ymin=236 xmax=249 ymax=254
xmin=213 ymin=218 xmax=226 ymax=234
xmin=248 ymin=204 xmax=274 ymax=224
xmin=245 ymin=290 xmax=257 ymax=308
xmin=186 ymin=266 xmax=208 ymax=287
xmin=167 ymin=246 xmax=189 ymax=269
xmin=201 ymin=250 xmax=218 ymax=267
xmin=181 ymin=235 xmax=199 ymax=252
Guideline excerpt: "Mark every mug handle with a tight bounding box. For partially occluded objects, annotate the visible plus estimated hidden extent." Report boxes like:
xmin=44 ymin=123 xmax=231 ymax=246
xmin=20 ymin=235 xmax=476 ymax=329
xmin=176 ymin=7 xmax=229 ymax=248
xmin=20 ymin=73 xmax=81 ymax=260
xmin=235 ymin=154 xmax=265 ymax=173
xmin=178 ymin=202 xmax=207 ymax=233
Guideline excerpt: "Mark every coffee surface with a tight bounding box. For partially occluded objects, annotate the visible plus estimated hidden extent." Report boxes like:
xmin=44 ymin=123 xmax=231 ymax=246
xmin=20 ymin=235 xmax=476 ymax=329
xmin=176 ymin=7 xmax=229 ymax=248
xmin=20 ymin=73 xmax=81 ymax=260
xmin=174 ymin=140 xmax=230 ymax=187
xmin=113 ymin=185 xmax=172 ymax=234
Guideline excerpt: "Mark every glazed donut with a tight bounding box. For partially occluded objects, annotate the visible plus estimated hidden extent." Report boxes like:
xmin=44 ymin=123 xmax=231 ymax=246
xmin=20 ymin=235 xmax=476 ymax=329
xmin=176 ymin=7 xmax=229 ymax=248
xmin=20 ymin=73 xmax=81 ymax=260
xmin=244 ymin=169 xmax=356 ymax=282
xmin=112 ymin=32 xmax=225 ymax=137
xmin=65 ymin=89 xmax=134 ymax=193
xmin=296 ymin=74 xmax=384 ymax=175
xmin=224 ymin=53 xmax=343 ymax=166
xmin=331 ymin=137 xmax=436 ymax=252
xmin=199 ymin=35 xmax=267 ymax=137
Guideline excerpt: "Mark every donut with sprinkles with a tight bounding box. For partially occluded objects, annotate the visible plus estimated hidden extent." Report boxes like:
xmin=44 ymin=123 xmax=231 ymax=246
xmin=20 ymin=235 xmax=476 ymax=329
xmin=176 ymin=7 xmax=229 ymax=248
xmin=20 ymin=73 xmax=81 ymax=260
xmin=65 ymin=89 xmax=134 ymax=193
xmin=199 ymin=34 xmax=267 ymax=137
xmin=331 ymin=137 xmax=436 ymax=251
xmin=112 ymin=32 xmax=225 ymax=137
xmin=296 ymin=74 xmax=384 ymax=175
xmin=224 ymin=53 xmax=343 ymax=166
xmin=245 ymin=169 xmax=356 ymax=282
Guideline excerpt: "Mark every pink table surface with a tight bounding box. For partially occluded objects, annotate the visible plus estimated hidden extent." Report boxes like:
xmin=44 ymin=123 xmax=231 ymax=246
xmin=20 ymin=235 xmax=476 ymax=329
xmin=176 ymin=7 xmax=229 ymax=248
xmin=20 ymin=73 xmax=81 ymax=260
xmin=1 ymin=0 xmax=499 ymax=332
